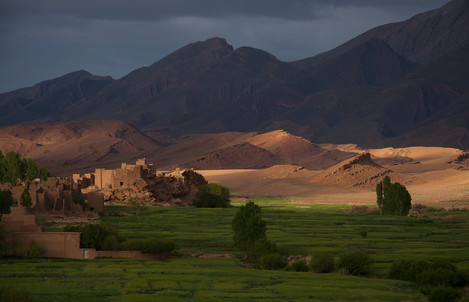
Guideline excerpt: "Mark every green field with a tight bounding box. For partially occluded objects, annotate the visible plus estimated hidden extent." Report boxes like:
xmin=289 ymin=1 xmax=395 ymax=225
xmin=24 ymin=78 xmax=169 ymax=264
xmin=2 ymin=198 xmax=469 ymax=301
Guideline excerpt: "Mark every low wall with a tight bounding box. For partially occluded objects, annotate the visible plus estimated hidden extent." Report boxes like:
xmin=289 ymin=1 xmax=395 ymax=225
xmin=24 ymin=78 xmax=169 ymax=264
xmin=95 ymin=251 xmax=171 ymax=260
xmin=6 ymin=232 xmax=171 ymax=260
xmin=6 ymin=232 xmax=96 ymax=259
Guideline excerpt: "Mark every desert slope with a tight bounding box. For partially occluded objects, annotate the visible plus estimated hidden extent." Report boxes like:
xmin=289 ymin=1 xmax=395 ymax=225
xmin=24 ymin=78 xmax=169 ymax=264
xmin=200 ymin=145 xmax=469 ymax=207
xmin=0 ymin=120 xmax=160 ymax=175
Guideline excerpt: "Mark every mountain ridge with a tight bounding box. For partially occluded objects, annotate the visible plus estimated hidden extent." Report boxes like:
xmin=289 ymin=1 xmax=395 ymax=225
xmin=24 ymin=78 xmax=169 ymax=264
xmin=1 ymin=0 xmax=468 ymax=149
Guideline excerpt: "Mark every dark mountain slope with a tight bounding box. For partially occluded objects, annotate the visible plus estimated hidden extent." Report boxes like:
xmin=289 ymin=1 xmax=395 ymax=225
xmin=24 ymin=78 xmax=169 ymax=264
xmin=293 ymin=0 xmax=469 ymax=68
xmin=0 ymin=71 xmax=113 ymax=127
xmin=67 ymin=37 xmax=295 ymax=129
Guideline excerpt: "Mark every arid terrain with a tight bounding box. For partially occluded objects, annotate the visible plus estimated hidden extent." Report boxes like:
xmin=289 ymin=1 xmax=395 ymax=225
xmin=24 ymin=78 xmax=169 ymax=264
xmin=199 ymin=145 xmax=469 ymax=208
xmin=0 ymin=118 xmax=467 ymax=208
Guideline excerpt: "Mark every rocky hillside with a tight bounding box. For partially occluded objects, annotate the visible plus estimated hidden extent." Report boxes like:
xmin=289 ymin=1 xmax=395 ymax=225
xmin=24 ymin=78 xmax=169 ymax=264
xmin=0 ymin=0 xmax=468 ymax=148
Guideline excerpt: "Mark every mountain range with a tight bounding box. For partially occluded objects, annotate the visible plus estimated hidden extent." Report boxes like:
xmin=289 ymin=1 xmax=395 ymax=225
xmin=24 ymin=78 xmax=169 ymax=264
xmin=0 ymin=0 xmax=468 ymax=174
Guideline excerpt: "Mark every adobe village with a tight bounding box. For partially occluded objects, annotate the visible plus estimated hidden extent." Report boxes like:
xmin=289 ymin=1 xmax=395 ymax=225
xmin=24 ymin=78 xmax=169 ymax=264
xmin=0 ymin=156 xmax=208 ymax=259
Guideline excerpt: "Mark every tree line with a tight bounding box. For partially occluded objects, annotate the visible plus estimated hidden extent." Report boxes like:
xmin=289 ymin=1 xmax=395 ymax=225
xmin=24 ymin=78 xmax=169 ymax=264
xmin=0 ymin=151 xmax=49 ymax=185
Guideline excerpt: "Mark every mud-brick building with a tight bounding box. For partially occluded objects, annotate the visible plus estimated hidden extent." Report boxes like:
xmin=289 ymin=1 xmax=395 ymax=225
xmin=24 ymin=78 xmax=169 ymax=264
xmin=0 ymin=177 xmax=82 ymax=213
xmin=91 ymin=158 xmax=156 ymax=190
xmin=0 ymin=177 xmax=104 ymax=213
xmin=1 ymin=207 xmax=96 ymax=259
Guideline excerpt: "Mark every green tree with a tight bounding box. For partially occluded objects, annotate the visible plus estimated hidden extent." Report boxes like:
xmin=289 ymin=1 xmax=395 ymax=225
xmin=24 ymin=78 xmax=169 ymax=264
xmin=376 ymin=182 xmax=383 ymax=212
xmin=20 ymin=189 xmax=32 ymax=210
xmin=376 ymin=176 xmax=411 ymax=216
xmin=25 ymin=159 xmax=38 ymax=181
xmin=193 ymin=183 xmax=230 ymax=208
xmin=0 ymin=189 xmax=14 ymax=220
xmin=232 ymin=201 xmax=277 ymax=263
xmin=5 ymin=151 xmax=23 ymax=184
xmin=39 ymin=167 xmax=50 ymax=181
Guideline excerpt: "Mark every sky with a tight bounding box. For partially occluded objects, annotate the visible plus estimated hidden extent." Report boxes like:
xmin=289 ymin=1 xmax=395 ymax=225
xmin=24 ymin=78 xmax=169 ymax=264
xmin=0 ymin=0 xmax=449 ymax=94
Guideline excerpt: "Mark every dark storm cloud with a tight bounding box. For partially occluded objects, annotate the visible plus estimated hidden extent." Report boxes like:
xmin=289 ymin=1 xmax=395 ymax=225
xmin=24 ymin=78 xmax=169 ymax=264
xmin=0 ymin=0 xmax=449 ymax=93
xmin=1 ymin=0 xmax=445 ymax=21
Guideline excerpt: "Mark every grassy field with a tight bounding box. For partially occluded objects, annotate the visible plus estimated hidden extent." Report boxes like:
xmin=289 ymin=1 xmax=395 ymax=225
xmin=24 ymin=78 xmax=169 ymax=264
xmin=1 ymin=257 xmax=425 ymax=301
xmin=2 ymin=197 xmax=469 ymax=301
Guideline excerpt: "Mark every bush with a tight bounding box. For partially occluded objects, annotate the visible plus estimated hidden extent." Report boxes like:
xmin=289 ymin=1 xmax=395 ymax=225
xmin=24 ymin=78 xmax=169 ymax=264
xmin=118 ymin=239 xmax=144 ymax=251
xmin=118 ymin=238 xmax=175 ymax=254
xmin=0 ymin=287 xmax=33 ymax=302
xmin=0 ymin=240 xmax=9 ymax=258
xmin=456 ymin=270 xmax=469 ymax=288
xmin=416 ymin=268 xmax=458 ymax=288
xmin=260 ymin=253 xmax=287 ymax=270
xmin=102 ymin=235 xmax=120 ymax=251
xmin=127 ymin=198 xmax=147 ymax=215
xmin=287 ymin=260 xmax=309 ymax=272
xmin=336 ymin=250 xmax=373 ymax=276
xmin=427 ymin=286 xmax=461 ymax=302
xmin=310 ymin=252 xmax=335 ymax=273
xmin=68 ymin=223 xmax=123 ymax=250
xmin=349 ymin=206 xmax=380 ymax=215
xmin=141 ymin=238 xmax=175 ymax=254
xmin=389 ymin=259 xmax=430 ymax=282
xmin=12 ymin=240 xmax=45 ymax=258
xmin=27 ymin=240 xmax=46 ymax=258
xmin=13 ymin=242 xmax=28 ymax=258
xmin=193 ymin=183 xmax=230 ymax=208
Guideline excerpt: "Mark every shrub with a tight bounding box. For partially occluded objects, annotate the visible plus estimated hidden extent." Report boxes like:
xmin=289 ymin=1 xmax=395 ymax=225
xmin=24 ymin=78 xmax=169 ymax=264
xmin=13 ymin=242 xmax=28 ymax=258
xmin=336 ymin=250 xmax=373 ymax=276
xmin=389 ymin=259 xmax=430 ymax=282
xmin=260 ymin=253 xmax=287 ymax=270
xmin=12 ymin=240 xmax=45 ymax=258
xmin=0 ymin=240 xmax=9 ymax=258
xmin=0 ymin=287 xmax=33 ymax=302
xmin=456 ymin=270 xmax=469 ymax=288
xmin=127 ymin=198 xmax=147 ymax=215
xmin=102 ymin=235 xmax=120 ymax=251
xmin=78 ymin=223 xmax=123 ymax=250
xmin=141 ymin=238 xmax=175 ymax=254
xmin=118 ymin=238 xmax=175 ymax=254
xmin=310 ymin=252 xmax=335 ymax=273
xmin=27 ymin=240 xmax=46 ymax=258
xmin=118 ymin=239 xmax=144 ymax=251
xmin=360 ymin=230 xmax=368 ymax=238
xmin=193 ymin=183 xmax=230 ymax=208
xmin=287 ymin=260 xmax=309 ymax=272
xmin=350 ymin=206 xmax=379 ymax=215
xmin=427 ymin=286 xmax=461 ymax=302
xmin=416 ymin=268 xmax=458 ymax=288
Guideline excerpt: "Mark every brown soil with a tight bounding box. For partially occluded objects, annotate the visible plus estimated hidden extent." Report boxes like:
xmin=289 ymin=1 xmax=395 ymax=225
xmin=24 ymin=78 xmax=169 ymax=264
xmin=199 ymin=146 xmax=469 ymax=208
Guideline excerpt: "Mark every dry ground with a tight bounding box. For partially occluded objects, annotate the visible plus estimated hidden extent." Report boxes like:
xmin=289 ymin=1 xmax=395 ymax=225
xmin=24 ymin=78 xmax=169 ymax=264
xmin=198 ymin=146 xmax=469 ymax=208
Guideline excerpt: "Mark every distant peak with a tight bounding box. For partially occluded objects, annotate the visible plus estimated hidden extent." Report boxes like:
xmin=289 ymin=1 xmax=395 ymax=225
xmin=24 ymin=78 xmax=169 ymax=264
xmin=191 ymin=37 xmax=233 ymax=52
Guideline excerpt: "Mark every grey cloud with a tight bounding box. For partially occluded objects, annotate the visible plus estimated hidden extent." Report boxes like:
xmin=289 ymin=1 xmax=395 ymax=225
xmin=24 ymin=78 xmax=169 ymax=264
xmin=0 ymin=0 xmax=449 ymax=93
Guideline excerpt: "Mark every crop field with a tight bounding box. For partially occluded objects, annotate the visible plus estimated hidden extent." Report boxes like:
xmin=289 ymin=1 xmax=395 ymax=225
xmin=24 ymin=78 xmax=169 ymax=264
xmin=2 ymin=198 xmax=469 ymax=301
